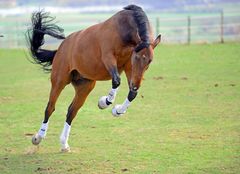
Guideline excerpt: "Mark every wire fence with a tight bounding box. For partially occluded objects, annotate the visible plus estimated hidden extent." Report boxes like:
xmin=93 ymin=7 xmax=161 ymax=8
xmin=0 ymin=11 xmax=240 ymax=48
xmin=154 ymin=12 xmax=240 ymax=44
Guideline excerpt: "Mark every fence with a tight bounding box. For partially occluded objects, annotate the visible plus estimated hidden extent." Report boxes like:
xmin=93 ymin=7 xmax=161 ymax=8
xmin=153 ymin=11 xmax=240 ymax=44
xmin=0 ymin=11 xmax=240 ymax=48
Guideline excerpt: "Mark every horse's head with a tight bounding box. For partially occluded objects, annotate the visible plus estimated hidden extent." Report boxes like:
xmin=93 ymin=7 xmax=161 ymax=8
xmin=130 ymin=35 xmax=161 ymax=91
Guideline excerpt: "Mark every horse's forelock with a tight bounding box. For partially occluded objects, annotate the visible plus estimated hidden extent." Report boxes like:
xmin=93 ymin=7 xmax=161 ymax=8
xmin=134 ymin=42 xmax=150 ymax=52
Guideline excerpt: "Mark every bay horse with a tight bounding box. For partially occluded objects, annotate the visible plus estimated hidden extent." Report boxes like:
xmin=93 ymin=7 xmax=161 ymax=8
xmin=26 ymin=5 xmax=161 ymax=152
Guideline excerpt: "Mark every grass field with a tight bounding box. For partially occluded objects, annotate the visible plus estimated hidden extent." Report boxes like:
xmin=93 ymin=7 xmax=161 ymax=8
xmin=0 ymin=43 xmax=239 ymax=173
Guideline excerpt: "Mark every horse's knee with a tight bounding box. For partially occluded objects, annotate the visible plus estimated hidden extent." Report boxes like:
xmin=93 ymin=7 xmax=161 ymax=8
xmin=112 ymin=75 xmax=121 ymax=89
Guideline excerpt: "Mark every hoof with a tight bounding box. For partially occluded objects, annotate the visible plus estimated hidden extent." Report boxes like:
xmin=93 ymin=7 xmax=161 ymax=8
xmin=98 ymin=96 xmax=111 ymax=109
xmin=32 ymin=134 xmax=42 ymax=145
xmin=112 ymin=105 xmax=125 ymax=117
xmin=61 ymin=146 xmax=71 ymax=153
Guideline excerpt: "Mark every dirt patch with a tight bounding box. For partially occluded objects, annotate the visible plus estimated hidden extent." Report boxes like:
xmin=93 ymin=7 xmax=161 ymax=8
xmin=4 ymin=148 xmax=12 ymax=153
xmin=181 ymin=77 xmax=188 ymax=80
xmin=121 ymin=168 xmax=128 ymax=172
xmin=67 ymin=168 xmax=77 ymax=172
xmin=0 ymin=96 xmax=13 ymax=103
xmin=170 ymin=129 xmax=211 ymax=140
xmin=25 ymin=146 xmax=39 ymax=155
xmin=153 ymin=76 xmax=164 ymax=80
xmin=35 ymin=167 xmax=54 ymax=172
xmin=25 ymin=133 xmax=34 ymax=137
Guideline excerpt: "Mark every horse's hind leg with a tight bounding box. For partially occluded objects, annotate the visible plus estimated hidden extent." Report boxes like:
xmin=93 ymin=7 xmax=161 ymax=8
xmin=60 ymin=77 xmax=96 ymax=152
xmin=32 ymin=73 xmax=70 ymax=145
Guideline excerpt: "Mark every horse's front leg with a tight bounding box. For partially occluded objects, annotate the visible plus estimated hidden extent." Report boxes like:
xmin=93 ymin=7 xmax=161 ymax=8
xmin=112 ymin=88 xmax=137 ymax=116
xmin=112 ymin=61 xmax=138 ymax=116
xmin=98 ymin=56 xmax=121 ymax=109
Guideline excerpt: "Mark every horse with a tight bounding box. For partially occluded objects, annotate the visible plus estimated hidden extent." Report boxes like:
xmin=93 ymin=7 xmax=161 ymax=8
xmin=26 ymin=4 xmax=161 ymax=152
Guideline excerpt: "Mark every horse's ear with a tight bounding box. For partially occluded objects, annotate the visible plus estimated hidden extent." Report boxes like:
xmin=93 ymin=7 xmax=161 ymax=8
xmin=152 ymin=34 xmax=161 ymax=49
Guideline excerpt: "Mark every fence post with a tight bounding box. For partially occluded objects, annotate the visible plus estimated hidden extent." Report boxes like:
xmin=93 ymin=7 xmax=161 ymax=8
xmin=220 ymin=10 xmax=224 ymax=43
xmin=187 ymin=16 xmax=191 ymax=44
xmin=156 ymin=17 xmax=160 ymax=37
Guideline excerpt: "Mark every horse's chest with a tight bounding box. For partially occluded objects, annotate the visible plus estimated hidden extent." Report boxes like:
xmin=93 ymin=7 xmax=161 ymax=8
xmin=115 ymin=49 xmax=132 ymax=67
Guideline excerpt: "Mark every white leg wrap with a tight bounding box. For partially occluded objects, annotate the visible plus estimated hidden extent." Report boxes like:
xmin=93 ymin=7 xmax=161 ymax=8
xmin=38 ymin=122 xmax=49 ymax=138
xmin=98 ymin=88 xmax=119 ymax=109
xmin=112 ymin=98 xmax=131 ymax=117
xmin=120 ymin=98 xmax=131 ymax=112
xmin=107 ymin=88 xmax=118 ymax=103
xmin=60 ymin=122 xmax=71 ymax=150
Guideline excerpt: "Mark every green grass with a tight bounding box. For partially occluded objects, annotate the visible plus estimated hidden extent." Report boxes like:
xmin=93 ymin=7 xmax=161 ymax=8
xmin=0 ymin=43 xmax=240 ymax=173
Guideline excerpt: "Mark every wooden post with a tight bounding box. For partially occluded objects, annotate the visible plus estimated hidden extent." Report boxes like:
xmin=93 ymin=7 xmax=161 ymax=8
xmin=187 ymin=16 xmax=191 ymax=44
xmin=156 ymin=17 xmax=160 ymax=37
xmin=221 ymin=10 xmax=224 ymax=43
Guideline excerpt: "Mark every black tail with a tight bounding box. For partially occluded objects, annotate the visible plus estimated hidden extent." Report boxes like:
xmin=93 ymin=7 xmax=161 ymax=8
xmin=26 ymin=10 xmax=65 ymax=71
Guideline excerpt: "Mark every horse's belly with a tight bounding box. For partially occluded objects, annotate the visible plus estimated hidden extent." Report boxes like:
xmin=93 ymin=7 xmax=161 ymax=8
xmin=71 ymin=60 xmax=112 ymax=81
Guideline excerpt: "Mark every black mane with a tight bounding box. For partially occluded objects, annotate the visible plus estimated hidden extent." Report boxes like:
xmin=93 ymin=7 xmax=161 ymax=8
xmin=124 ymin=5 xmax=150 ymax=51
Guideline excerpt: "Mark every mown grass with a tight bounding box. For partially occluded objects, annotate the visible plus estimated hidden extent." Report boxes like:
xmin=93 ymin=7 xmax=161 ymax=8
xmin=0 ymin=43 xmax=239 ymax=173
